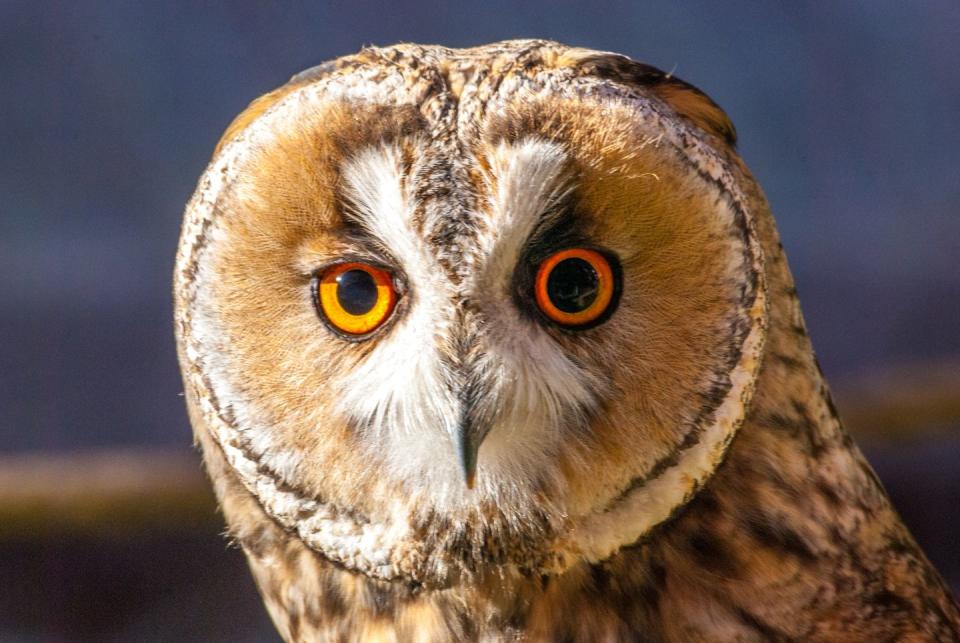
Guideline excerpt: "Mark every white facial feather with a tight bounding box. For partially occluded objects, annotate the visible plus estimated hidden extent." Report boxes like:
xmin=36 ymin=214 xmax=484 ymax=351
xmin=335 ymin=146 xmax=463 ymax=495
xmin=333 ymin=141 xmax=601 ymax=509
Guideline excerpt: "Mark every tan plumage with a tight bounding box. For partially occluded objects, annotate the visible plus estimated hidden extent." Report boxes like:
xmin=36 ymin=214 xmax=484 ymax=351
xmin=174 ymin=40 xmax=960 ymax=641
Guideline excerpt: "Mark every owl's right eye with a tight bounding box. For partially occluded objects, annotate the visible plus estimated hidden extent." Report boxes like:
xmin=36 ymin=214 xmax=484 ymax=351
xmin=313 ymin=262 xmax=397 ymax=337
xmin=534 ymin=248 xmax=618 ymax=328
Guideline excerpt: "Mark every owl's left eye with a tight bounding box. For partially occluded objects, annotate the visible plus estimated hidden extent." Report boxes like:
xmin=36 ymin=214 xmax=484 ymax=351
xmin=313 ymin=262 xmax=397 ymax=337
xmin=534 ymin=248 xmax=618 ymax=328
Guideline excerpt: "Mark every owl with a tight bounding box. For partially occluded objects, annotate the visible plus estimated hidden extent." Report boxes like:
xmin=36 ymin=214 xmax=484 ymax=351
xmin=174 ymin=40 xmax=960 ymax=641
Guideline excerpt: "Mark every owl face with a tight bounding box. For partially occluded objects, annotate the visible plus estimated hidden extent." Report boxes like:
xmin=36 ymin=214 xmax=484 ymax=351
xmin=176 ymin=42 xmax=766 ymax=582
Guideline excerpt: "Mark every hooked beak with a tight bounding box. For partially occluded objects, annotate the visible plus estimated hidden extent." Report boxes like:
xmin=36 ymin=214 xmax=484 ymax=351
xmin=454 ymin=396 xmax=497 ymax=490
xmin=449 ymin=335 xmax=493 ymax=489
xmin=455 ymin=416 xmax=481 ymax=490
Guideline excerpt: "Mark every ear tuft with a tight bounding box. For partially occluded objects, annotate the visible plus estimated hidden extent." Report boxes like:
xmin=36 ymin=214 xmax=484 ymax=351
xmin=213 ymin=58 xmax=344 ymax=158
xmin=570 ymin=54 xmax=737 ymax=148
xmin=650 ymin=80 xmax=737 ymax=148
xmin=214 ymin=84 xmax=303 ymax=158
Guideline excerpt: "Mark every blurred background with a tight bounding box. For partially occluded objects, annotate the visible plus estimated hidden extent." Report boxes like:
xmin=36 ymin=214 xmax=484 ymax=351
xmin=1 ymin=1 xmax=958 ymax=640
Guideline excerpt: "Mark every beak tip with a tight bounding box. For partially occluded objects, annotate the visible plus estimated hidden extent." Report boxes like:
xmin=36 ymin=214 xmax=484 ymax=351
xmin=454 ymin=416 xmax=483 ymax=491
xmin=457 ymin=438 xmax=479 ymax=490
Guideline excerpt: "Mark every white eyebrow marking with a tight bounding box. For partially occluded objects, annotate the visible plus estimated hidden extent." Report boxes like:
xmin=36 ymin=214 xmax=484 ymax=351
xmin=339 ymin=145 xmax=421 ymax=260
xmin=478 ymin=138 xmax=573 ymax=281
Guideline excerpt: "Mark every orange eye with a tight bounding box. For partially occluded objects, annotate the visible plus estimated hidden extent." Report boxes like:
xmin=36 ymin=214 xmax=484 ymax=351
xmin=314 ymin=262 xmax=397 ymax=336
xmin=534 ymin=248 xmax=617 ymax=327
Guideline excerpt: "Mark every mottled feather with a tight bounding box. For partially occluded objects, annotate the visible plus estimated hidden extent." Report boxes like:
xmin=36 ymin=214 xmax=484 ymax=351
xmin=175 ymin=40 xmax=960 ymax=642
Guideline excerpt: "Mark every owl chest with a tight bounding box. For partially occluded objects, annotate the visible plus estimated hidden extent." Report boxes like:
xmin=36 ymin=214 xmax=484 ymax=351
xmin=245 ymin=538 xmax=782 ymax=642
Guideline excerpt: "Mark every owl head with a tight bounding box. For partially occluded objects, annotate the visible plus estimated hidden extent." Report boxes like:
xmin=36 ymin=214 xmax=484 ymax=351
xmin=175 ymin=40 xmax=767 ymax=586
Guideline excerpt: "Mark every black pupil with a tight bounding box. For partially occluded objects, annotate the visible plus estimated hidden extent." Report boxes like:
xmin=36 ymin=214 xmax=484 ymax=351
xmin=336 ymin=269 xmax=379 ymax=315
xmin=547 ymin=257 xmax=599 ymax=313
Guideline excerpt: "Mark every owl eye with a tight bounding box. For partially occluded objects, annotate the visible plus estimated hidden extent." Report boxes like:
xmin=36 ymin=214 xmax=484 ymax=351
xmin=314 ymin=262 xmax=397 ymax=336
xmin=534 ymin=248 xmax=617 ymax=327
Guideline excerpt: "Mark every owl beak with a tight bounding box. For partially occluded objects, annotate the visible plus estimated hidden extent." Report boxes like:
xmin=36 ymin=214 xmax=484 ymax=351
xmin=455 ymin=417 xmax=481 ymax=490
xmin=456 ymin=422 xmax=480 ymax=489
